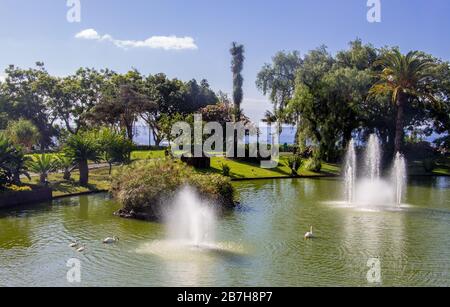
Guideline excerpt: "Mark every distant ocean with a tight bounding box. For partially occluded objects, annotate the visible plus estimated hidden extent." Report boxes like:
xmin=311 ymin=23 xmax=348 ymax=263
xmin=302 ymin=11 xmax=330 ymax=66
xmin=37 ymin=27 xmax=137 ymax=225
xmin=132 ymin=125 xmax=298 ymax=146
xmin=133 ymin=125 xmax=443 ymax=146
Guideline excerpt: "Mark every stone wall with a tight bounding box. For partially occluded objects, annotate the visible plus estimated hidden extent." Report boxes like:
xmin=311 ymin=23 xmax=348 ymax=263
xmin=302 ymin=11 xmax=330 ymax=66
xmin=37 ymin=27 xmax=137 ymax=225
xmin=0 ymin=186 xmax=53 ymax=209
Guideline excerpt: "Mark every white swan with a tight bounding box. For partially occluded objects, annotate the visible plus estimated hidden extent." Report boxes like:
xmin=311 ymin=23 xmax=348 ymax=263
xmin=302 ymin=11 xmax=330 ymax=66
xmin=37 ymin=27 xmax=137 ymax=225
xmin=103 ymin=236 xmax=119 ymax=244
xmin=304 ymin=226 xmax=314 ymax=239
xmin=77 ymin=245 xmax=86 ymax=252
xmin=69 ymin=241 xmax=79 ymax=248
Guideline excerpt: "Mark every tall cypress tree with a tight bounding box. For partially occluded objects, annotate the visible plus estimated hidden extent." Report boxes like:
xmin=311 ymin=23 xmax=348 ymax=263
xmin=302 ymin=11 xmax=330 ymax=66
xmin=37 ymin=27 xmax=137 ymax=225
xmin=230 ymin=42 xmax=245 ymax=157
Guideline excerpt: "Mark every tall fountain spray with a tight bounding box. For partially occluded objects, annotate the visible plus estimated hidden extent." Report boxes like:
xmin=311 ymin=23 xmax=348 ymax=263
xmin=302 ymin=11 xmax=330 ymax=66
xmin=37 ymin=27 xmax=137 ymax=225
xmin=166 ymin=186 xmax=216 ymax=247
xmin=392 ymin=152 xmax=407 ymax=205
xmin=342 ymin=134 xmax=408 ymax=208
xmin=365 ymin=134 xmax=382 ymax=181
xmin=344 ymin=139 xmax=357 ymax=203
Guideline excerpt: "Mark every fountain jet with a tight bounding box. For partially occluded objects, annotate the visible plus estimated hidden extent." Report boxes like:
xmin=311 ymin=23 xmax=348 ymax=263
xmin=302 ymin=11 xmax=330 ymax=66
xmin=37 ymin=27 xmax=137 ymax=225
xmin=343 ymin=134 xmax=407 ymax=208
xmin=166 ymin=186 xmax=216 ymax=247
xmin=365 ymin=134 xmax=382 ymax=181
xmin=392 ymin=152 xmax=407 ymax=205
xmin=344 ymin=139 xmax=357 ymax=203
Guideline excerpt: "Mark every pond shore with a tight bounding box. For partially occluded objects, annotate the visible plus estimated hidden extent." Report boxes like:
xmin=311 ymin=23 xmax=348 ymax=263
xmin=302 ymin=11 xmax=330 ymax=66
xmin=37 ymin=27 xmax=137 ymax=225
xmin=4 ymin=151 xmax=449 ymax=205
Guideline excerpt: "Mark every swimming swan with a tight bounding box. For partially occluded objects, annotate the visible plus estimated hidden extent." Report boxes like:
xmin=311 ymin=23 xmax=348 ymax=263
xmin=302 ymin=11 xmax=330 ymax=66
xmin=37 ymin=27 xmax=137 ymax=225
xmin=304 ymin=226 xmax=314 ymax=239
xmin=77 ymin=245 xmax=86 ymax=252
xmin=103 ymin=236 xmax=119 ymax=244
xmin=69 ymin=241 xmax=79 ymax=248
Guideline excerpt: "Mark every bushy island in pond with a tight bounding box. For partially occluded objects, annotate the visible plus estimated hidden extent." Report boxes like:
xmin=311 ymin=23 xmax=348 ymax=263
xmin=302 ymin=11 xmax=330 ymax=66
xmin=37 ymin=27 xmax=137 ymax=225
xmin=111 ymin=159 xmax=236 ymax=220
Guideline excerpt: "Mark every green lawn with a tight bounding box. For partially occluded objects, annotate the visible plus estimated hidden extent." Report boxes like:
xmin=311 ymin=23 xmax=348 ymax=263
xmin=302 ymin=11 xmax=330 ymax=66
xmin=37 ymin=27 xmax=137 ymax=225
xmin=27 ymin=150 xmax=167 ymax=162
xmin=408 ymin=158 xmax=450 ymax=176
xmin=131 ymin=150 xmax=166 ymax=160
xmin=209 ymin=155 xmax=340 ymax=179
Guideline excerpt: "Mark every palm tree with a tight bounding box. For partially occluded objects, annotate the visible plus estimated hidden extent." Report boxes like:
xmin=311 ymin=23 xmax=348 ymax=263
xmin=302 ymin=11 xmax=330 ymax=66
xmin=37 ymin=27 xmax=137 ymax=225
xmin=370 ymin=50 xmax=436 ymax=154
xmin=56 ymin=154 xmax=75 ymax=181
xmin=0 ymin=135 xmax=30 ymax=185
xmin=262 ymin=110 xmax=277 ymax=126
xmin=63 ymin=133 xmax=100 ymax=186
xmin=28 ymin=154 xmax=58 ymax=184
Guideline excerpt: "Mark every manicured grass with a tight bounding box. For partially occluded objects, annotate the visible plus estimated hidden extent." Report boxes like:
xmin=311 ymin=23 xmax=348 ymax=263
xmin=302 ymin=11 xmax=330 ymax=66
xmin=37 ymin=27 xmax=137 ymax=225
xmin=22 ymin=167 xmax=111 ymax=197
xmin=131 ymin=150 xmax=166 ymax=160
xmin=209 ymin=154 xmax=340 ymax=179
xmin=434 ymin=156 xmax=450 ymax=175
xmin=27 ymin=150 xmax=167 ymax=163
xmin=409 ymin=158 xmax=450 ymax=176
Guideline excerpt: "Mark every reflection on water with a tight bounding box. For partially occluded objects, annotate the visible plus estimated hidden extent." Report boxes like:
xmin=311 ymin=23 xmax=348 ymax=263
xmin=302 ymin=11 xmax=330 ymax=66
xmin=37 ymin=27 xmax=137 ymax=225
xmin=0 ymin=177 xmax=449 ymax=286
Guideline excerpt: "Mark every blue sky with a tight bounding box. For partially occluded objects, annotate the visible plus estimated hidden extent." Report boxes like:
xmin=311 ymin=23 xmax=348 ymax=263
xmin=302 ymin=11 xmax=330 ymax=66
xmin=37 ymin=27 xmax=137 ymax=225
xmin=0 ymin=0 xmax=449 ymax=121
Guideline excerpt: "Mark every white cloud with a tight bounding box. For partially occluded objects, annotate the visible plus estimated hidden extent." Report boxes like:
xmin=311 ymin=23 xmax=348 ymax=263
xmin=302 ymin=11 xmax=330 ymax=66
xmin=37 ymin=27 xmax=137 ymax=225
xmin=75 ymin=28 xmax=101 ymax=40
xmin=0 ymin=74 xmax=5 ymax=83
xmin=75 ymin=28 xmax=198 ymax=51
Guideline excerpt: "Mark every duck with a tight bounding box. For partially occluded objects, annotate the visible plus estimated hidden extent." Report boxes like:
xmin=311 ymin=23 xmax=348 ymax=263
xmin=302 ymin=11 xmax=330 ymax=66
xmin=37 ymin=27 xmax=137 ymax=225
xmin=304 ymin=226 xmax=314 ymax=239
xmin=103 ymin=236 xmax=119 ymax=244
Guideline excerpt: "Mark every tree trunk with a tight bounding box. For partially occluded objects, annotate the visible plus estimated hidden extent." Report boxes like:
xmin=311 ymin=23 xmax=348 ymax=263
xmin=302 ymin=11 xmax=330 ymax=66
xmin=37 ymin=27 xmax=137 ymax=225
xmin=343 ymin=128 xmax=353 ymax=150
xmin=394 ymin=94 xmax=406 ymax=154
xmin=63 ymin=170 xmax=71 ymax=181
xmin=40 ymin=173 xmax=47 ymax=185
xmin=126 ymin=124 xmax=134 ymax=141
xmin=79 ymin=160 xmax=89 ymax=186
xmin=13 ymin=171 xmax=21 ymax=185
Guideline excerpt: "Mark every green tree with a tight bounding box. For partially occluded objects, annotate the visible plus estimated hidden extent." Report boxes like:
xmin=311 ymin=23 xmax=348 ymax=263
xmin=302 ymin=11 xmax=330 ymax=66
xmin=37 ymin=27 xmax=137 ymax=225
xmin=141 ymin=73 xmax=185 ymax=146
xmin=5 ymin=119 xmax=40 ymax=152
xmin=97 ymin=128 xmax=134 ymax=174
xmin=230 ymin=42 xmax=245 ymax=121
xmin=55 ymin=154 xmax=75 ymax=181
xmin=63 ymin=132 xmax=101 ymax=186
xmin=1 ymin=63 xmax=59 ymax=151
xmin=52 ymin=68 xmax=113 ymax=134
xmin=28 ymin=154 xmax=58 ymax=184
xmin=0 ymin=135 xmax=29 ymax=186
xmin=370 ymin=50 xmax=437 ymax=154
xmin=89 ymin=70 xmax=145 ymax=141
xmin=256 ymin=51 xmax=302 ymax=128
xmin=183 ymin=79 xmax=218 ymax=113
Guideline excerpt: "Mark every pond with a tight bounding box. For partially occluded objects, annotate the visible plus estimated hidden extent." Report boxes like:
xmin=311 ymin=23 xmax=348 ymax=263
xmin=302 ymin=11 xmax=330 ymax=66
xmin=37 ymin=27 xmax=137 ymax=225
xmin=0 ymin=177 xmax=449 ymax=286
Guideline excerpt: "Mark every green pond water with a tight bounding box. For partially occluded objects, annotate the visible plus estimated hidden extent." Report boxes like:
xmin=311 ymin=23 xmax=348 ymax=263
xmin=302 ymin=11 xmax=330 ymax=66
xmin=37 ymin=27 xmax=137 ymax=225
xmin=0 ymin=177 xmax=449 ymax=287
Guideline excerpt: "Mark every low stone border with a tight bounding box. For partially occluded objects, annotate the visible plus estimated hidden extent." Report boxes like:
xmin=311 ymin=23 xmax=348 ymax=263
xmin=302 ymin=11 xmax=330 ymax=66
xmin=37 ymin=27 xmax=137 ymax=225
xmin=0 ymin=186 xmax=53 ymax=209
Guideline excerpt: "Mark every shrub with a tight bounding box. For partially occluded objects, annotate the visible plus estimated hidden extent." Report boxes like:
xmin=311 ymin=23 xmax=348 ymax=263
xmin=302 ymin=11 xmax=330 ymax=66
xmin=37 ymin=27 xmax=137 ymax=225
xmin=111 ymin=159 xmax=235 ymax=220
xmin=5 ymin=185 xmax=32 ymax=192
xmin=423 ymin=158 xmax=436 ymax=172
xmin=28 ymin=154 xmax=58 ymax=184
xmin=221 ymin=163 xmax=231 ymax=177
xmin=286 ymin=155 xmax=303 ymax=176
xmin=305 ymin=156 xmax=322 ymax=172
xmin=0 ymin=135 xmax=29 ymax=187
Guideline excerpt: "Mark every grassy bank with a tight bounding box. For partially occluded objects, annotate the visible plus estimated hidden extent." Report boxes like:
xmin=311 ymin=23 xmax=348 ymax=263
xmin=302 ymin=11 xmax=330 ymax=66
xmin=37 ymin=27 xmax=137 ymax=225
xmin=209 ymin=155 xmax=340 ymax=178
xmin=22 ymin=167 xmax=111 ymax=197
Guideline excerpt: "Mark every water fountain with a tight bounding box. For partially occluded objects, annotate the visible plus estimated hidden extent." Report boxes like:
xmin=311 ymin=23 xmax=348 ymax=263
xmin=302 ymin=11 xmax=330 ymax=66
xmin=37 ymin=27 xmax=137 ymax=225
xmin=166 ymin=186 xmax=216 ymax=247
xmin=344 ymin=139 xmax=357 ymax=203
xmin=392 ymin=152 xmax=407 ymax=205
xmin=365 ymin=134 xmax=381 ymax=181
xmin=343 ymin=134 xmax=407 ymax=208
